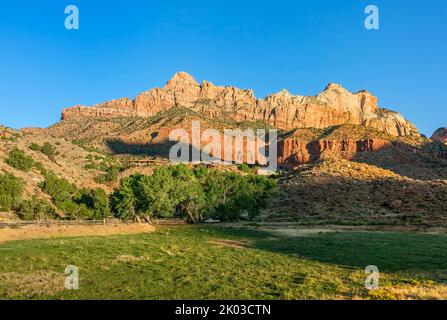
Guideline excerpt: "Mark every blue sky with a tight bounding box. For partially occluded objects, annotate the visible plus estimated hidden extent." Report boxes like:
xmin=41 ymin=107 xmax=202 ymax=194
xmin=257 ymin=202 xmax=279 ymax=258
xmin=0 ymin=0 xmax=446 ymax=135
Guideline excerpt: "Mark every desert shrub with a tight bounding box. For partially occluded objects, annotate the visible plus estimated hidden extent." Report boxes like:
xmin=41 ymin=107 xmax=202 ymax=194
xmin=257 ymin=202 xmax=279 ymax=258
xmin=238 ymin=164 xmax=252 ymax=173
xmin=95 ymin=165 xmax=120 ymax=184
xmin=16 ymin=196 xmax=57 ymax=221
xmin=0 ymin=195 xmax=13 ymax=212
xmin=29 ymin=143 xmax=41 ymax=151
xmin=29 ymin=142 xmax=58 ymax=162
xmin=55 ymin=199 xmax=79 ymax=217
xmin=34 ymin=162 xmax=47 ymax=175
xmin=5 ymin=148 xmax=35 ymax=172
xmin=110 ymin=164 xmax=276 ymax=223
xmin=42 ymin=142 xmax=57 ymax=156
xmin=73 ymin=140 xmax=103 ymax=153
xmin=84 ymin=156 xmax=121 ymax=184
xmin=39 ymin=171 xmax=76 ymax=203
xmin=39 ymin=171 xmax=110 ymax=220
xmin=84 ymin=162 xmax=99 ymax=170
xmin=0 ymin=173 xmax=24 ymax=211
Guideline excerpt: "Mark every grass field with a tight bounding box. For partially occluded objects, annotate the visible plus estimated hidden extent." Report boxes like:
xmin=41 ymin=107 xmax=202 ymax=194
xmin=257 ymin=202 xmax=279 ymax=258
xmin=0 ymin=225 xmax=446 ymax=300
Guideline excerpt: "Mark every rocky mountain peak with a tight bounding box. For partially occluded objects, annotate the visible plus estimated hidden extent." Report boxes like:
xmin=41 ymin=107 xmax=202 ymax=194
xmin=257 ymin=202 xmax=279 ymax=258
xmin=324 ymin=83 xmax=348 ymax=92
xmin=431 ymin=128 xmax=447 ymax=144
xmin=165 ymin=72 xmax=199 ymax=88
xmin=60 ymin=72 xmax=419 ymax=137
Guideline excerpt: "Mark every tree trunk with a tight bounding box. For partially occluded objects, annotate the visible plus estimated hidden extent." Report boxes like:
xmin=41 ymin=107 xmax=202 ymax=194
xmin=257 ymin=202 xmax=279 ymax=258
xmin=143 ymin=215 xmax=152 ymax=224
xmin=188 ymin=212 xmax=197 ymax=224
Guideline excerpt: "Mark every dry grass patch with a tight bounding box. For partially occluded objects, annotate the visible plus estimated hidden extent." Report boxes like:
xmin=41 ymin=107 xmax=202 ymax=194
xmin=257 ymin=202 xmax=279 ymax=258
xmin=0 ymin=224 xmax=155 ymax=244
xmin=208 ymin=239 xmax=251 ymax=249
xmin=263 ymin=228 xmax=338 ymax=238
xmin=114 ymin=255 xmax=149 ymax=263
xmin=368 ymin=284 xmax=447 ymax=300
xmin=0 ymin=271 xmax=65 ymax=298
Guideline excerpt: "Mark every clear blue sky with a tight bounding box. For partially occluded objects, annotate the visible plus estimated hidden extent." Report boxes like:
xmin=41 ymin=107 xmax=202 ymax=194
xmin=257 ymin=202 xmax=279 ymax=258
xmin=0 ymin=0 xmax=446 ymax=135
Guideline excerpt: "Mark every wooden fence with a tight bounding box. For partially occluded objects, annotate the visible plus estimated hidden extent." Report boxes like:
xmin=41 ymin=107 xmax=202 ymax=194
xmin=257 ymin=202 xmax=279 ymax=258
xmin=0 ymin=218 xmax=185 ymax=229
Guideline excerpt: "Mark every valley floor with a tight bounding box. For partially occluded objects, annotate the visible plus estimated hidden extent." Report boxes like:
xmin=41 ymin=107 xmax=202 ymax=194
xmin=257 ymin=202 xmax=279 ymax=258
xmin=0 ymin=225 xmax=446 ymax=300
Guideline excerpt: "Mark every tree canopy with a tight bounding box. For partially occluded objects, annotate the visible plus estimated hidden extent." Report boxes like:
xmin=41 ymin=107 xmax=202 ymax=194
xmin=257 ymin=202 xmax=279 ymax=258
xmin=110 ymin=164 xmax=276 ymax=223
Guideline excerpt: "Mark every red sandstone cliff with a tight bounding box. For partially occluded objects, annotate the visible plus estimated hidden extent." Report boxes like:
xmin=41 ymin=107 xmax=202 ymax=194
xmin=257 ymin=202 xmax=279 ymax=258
xmin=61 ymin=72 xmax=418 ymax=137
xmin=431 ymin=128 xmax=447 ymax=144
xmin=278 ymin=138 xmax=392 ymax=167
xmin=149 ymin=126 xmax=395 ymax=168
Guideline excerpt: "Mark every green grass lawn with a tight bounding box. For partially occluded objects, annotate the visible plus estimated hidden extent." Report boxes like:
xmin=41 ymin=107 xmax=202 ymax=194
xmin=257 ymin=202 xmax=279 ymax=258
xmin=0 ymin=226 xmax=446 ymax=300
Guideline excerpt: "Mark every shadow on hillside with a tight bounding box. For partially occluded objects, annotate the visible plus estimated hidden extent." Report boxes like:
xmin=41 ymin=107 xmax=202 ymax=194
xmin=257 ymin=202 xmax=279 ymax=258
xmin=106 ymin=135 xmax=447 ymax=180
xmin=352 ymin=141 xmax=447 ymax=181
xmin=207 ymin=226 xmax=447 ymax=276
xmin=107 ymin=139 xmax=176 ymax=158
xmin=106 ymin=137 xmax=277 ymax=166
xmin=106 ymin=139 xmax=220 ymax=162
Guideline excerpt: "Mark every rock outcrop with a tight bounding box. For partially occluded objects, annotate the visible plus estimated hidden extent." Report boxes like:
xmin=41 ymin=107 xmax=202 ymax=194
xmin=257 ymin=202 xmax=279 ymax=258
xmin=431 ymin=128 xmax=447 ymax=144
xmin=149 ymin=125 xmax=395 ymax=168
xmin=61 ymin=72 xmax=418 ymax=137
xmin=278 ymin=138 xmax=392 ymax=167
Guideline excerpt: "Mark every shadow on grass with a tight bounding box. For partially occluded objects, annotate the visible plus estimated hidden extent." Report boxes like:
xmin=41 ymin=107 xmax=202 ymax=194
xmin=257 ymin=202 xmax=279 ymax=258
xmin=205 ymin=226 xmax=447 ymax=275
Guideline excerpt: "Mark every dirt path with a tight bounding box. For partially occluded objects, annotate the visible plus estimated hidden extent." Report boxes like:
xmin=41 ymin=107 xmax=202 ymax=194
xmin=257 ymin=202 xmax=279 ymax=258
xmin=0 ymin=224 xmax=155 ymax=244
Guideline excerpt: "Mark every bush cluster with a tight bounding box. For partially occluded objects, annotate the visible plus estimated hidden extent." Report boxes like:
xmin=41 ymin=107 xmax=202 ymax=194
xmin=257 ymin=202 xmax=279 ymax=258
xmin=95 ymin=165 xmax=120 ymax=184
xmin=110 ymin=164 xmax=276 ymax=223
xmin=5 ymin=148 xmax=36 ymax=172
xmin=29 ymin=142 xmax=58 ymax=156
xmin=39 ymin=171 xmax=110 ymax=220
xmin=84 ymin=155 xmax=121 ymax=184
xmin=15 ymin=196 xmax=57 ymax=221
xmin=0 ymin=172 xmax=24 ymax=211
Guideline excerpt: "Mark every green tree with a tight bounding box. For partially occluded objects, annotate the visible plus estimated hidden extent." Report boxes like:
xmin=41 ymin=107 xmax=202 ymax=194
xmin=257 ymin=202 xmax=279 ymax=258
xmin=0 ymin=173 xmax=24 ymax=211
xmin=76 ymin=188 xmax=110 ymax=219
xmin=110 ymin=177 xmax=138 ymax=221
xmin=39 ymin=171 xmax=111 ymax=220
xmin=170 ymin=165 xmax=206 ymax=223
xmin=39 ymin=171 xmax=76 ymax=204
xmin=137 ymin=169 xmax=177 ymax=220
xmin=16 ymin=196 xmax=56 ymax=221
xmin=109 ymin=164 xmax=277 ymax=224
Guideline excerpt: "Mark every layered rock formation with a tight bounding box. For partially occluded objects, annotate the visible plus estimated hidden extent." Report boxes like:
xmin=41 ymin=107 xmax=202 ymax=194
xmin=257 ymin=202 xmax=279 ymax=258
xmin=146 ymin=124 xmax=397 ymax=168
xmin=278 ymin=138 xmax=391 ymax=167
xmin=431 ymin=128 xmax=447 ymax=144
xmin=61 ymin=72 xmax=418 ymax=137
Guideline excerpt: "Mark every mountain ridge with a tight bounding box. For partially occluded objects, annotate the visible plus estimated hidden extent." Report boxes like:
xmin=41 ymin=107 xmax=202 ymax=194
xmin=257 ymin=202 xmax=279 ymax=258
xmin=61 ymin=72 xmax=418 ymax=137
